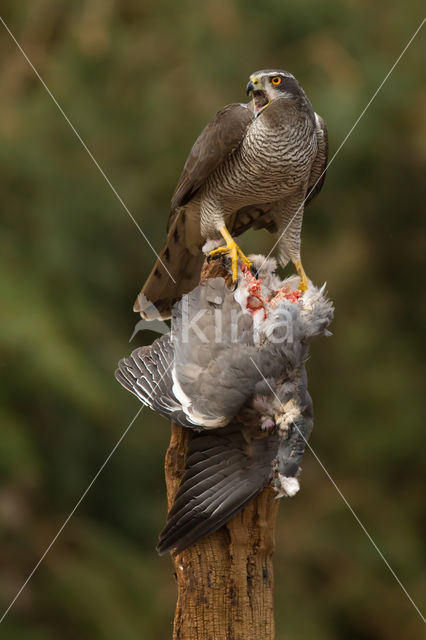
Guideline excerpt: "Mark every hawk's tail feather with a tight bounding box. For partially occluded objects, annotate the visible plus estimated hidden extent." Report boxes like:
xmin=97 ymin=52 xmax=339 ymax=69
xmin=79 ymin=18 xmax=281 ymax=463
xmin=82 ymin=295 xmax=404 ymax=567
xmin=134 ymin=202 xmax=281 ymax=321
xmin=134 ymin=212 xmax=204 ymax=320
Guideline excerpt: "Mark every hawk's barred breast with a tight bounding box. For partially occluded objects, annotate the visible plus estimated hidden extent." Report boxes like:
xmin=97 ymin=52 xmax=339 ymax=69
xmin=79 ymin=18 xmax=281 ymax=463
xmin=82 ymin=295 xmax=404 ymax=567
xmin=199 ymin=99 xmax=318 ymax=237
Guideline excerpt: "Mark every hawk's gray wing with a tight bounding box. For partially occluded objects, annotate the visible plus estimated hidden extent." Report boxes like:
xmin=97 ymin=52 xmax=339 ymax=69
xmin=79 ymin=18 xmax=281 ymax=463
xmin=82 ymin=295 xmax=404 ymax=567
xmin=157 ymin=422 xmax=279 ymax=555
xmin=169 ymin=102 xmax=253 ymax=214
xmin=305 ymin=113 xmax=328 ymax=207
xmin=135 ymin=103 xmax=254 ymax=320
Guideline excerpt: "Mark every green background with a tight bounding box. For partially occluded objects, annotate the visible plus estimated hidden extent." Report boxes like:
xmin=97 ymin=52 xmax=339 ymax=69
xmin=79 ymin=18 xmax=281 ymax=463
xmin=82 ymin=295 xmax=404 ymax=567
xmin=1 ymin=2 xmax=425 ymax=638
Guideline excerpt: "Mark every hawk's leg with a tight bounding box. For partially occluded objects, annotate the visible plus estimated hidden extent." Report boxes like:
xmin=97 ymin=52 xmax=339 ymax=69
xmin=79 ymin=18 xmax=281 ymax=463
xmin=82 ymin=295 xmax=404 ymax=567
xmin=277 ymin=196 xmax=309 ymax=292
xmin=294 ymin=260 xmax=309 ymax=293
xmin=209 ymin=226 xmax=252 ymax=282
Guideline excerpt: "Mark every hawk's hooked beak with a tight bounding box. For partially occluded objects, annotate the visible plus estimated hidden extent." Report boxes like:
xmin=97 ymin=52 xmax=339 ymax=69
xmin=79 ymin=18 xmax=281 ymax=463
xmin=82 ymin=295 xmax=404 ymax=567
xmin=246 ymin=75 xmax=261 ymax=95
xmin=246 ymin=79 xmax=256 ymax=95
xmin=246 ymin=76 xmax=269 ymax=117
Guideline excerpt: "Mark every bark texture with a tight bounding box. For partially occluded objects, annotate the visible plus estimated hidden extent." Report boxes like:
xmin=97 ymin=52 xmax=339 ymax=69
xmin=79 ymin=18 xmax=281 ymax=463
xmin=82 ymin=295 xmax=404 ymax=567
xmin=163 ymin=255 xmax=280 ymax=639
xmin=165 ymin=423 xmax=280 ymax=640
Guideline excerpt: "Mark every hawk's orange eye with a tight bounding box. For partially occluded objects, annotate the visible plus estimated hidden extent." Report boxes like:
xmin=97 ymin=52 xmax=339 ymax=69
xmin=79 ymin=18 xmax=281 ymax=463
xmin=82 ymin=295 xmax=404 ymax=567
xmin=271 ymin=76 xmax=282 ymax=86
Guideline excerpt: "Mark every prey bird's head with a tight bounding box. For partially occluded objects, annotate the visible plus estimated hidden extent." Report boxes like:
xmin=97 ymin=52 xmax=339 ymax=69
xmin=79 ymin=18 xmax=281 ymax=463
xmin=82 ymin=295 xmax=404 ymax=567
xmin=246 ymin=69 xmax=305 ymax=117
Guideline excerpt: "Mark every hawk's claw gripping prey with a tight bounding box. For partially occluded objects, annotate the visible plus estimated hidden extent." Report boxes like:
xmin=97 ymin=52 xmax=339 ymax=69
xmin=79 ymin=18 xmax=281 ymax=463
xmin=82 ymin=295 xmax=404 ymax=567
xmin=209 ymin=225 xmax=252 ymax=282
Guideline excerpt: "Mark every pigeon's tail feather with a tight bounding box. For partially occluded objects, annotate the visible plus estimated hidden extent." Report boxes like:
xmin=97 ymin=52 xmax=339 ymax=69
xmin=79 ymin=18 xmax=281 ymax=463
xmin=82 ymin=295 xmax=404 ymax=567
xmin=157 ymin=423 xmax=279 ymax=555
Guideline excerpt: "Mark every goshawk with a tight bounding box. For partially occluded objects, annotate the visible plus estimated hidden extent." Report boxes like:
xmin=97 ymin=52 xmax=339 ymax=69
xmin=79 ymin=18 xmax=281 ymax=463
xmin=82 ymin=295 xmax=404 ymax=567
xmin=135 ymin=69 xmax=328 ymax=319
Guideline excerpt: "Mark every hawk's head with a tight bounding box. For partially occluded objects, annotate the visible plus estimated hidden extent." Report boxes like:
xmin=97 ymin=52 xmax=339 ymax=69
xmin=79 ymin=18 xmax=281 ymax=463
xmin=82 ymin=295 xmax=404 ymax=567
xmin=246 ymin=69 xmax=305 ymax=116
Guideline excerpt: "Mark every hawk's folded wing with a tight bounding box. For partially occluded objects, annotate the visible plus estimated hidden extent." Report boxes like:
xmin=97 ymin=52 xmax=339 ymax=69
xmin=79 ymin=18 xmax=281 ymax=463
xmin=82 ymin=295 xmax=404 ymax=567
xmin=170 ymin=102 xmax=253 ymax=213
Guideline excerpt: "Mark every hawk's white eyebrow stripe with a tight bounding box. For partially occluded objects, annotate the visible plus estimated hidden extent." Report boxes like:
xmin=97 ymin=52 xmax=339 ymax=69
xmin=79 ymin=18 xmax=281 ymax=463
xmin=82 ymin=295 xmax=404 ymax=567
xmin=258 ymin=15 xmax=426 ymax=271
xmin=0 ymin=16 xmax=176 ymax=284
xmin=249 ymin=357 xmax=426 ymax=626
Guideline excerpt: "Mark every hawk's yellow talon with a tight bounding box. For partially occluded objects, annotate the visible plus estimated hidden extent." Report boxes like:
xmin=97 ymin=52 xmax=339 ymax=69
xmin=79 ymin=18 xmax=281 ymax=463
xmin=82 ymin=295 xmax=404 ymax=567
xmin=209 ymin=225 xmax=251 ymax=282
xmin=209 ymin=246 xmax=228 ymax=258
xmin=295 ymin=260 xmax=309 ymax=292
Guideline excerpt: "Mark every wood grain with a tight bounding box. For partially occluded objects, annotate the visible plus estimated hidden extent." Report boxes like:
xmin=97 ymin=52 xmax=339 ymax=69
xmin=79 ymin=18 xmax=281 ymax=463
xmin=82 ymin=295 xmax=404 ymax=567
xmin=164 ymin=254 xmax=280 ymax=640
xmin=165 ymin=424 xmax=279 ymax=640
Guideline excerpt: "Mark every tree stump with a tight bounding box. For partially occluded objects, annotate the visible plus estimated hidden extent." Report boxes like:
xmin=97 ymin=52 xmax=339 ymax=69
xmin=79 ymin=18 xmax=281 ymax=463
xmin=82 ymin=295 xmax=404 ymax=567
xmin=165 ymin=422 xmax=280 ymax=640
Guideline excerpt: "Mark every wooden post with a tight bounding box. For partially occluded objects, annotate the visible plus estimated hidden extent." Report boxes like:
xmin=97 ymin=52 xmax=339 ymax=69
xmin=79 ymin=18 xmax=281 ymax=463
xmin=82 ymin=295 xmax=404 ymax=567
xmin=165 ymin=424 xmax=280 ymax=640
xmin=163 ymin=255 xmax=281 ymax=639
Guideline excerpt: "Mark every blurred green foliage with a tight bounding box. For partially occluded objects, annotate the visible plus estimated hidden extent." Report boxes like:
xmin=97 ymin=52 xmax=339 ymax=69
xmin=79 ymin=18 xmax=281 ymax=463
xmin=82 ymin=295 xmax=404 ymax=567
xmin=0 ymin=2 xmax=425 ymax=638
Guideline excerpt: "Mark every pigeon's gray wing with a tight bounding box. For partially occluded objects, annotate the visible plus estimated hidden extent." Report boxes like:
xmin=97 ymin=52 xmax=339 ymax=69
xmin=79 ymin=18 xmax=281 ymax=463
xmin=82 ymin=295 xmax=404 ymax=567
xmin=171 ymin=278 xmax=263 ymax=427
xmin=305 ymin=113 xmax=328 ymax=207
xmin=118 ymin=279 xmax=291 ymax=431
xmin=169 ymin=103 xmax=253 ymax=214
xmin=157 ymin=422 xmax=279 ymax=555
xmin=172 ymin=278 xmax=308 ymax=428
xmin=115 ymin=335 xmax=196 ymax=429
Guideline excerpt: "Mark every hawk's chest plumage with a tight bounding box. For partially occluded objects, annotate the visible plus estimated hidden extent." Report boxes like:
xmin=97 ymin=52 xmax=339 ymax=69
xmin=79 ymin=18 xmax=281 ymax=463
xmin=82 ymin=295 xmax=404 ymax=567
xmin=243 ymin=112 xmax=317 ymax=180
xmin=203 ymin=105 xmax=317 ymax=210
